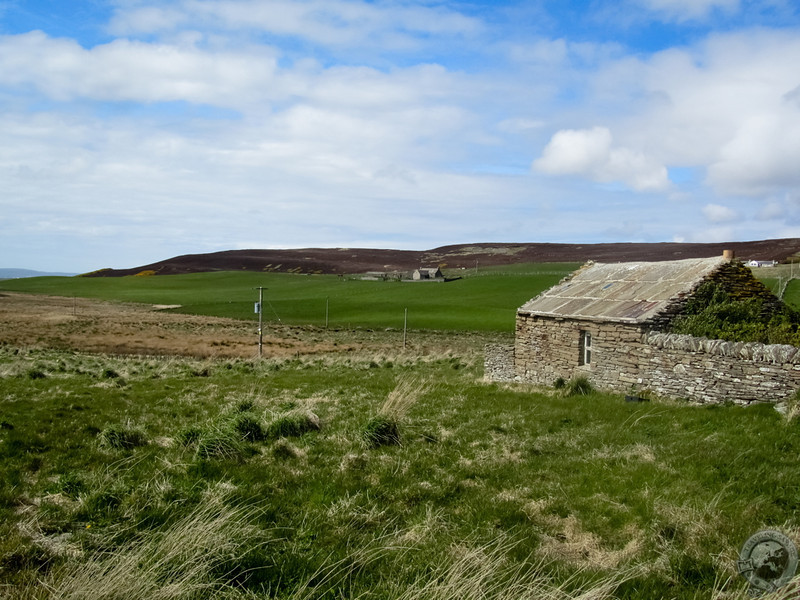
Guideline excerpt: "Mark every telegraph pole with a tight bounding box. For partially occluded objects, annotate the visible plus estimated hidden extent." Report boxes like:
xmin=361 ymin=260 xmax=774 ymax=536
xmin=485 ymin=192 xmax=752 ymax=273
xmin=403 ymin=307 xmax=408 ymax=349
xmin=255 ymin=287 xmax=266 ymax=358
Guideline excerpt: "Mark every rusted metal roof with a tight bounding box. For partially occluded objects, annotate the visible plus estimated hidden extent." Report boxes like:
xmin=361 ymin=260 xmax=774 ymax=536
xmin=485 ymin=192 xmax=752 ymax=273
xmin=518 ymin=256 xmax=728 ymax=323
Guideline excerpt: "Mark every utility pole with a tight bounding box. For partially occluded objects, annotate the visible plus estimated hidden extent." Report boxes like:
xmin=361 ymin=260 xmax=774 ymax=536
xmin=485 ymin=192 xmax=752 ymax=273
xmin=255 ymin=287 xmax=266 ymax=358
xmin=403 ymin=307 xmax=408 ymax=349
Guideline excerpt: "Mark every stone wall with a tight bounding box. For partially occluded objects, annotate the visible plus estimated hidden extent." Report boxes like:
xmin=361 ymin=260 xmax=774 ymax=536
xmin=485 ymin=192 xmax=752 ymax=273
xmin=641 ymin=333 xmax=800 ymax=404
xmin=505 ymin=314 xmax=800 ymax=405
xmin=483 ymin=344 xmax=515 ymax=382
xmin=514 ymin=314 xmax=645 ymax=389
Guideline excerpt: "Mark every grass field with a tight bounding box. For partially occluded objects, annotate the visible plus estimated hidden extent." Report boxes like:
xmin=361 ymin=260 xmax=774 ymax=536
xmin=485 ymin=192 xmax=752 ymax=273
xmin=3 ymin=263 xmax=800 ymax=598
xmin=1 ymin=346 xmax=799 ymax=599
xmin=3 ymin=263 xmax=796 ymax=335
xmin=0 ymin=264 xmax=580 ymax=332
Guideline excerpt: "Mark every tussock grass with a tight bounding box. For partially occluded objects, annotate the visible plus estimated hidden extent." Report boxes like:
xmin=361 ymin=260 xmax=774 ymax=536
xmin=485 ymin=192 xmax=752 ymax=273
xmin=391 ymin=538 xmax=628 ymax=600
xmin=265 ymin=410 xmax=320 ymax=439
xmin=381 ymin=374 xmax=432 ymax=420
xmin=17 ymin=500 xmax=267 ymax=600
xmin=780 ymin=389 xmax=800 ymax=423
xmin=564 ymin=376 xmax=594 ymax=397
xmin=232 ymin=413 xmax=265 ymax=442
xmin=362 ymin=416 xmax=401 ymax=448
xmin=98 ymin=423 xmax=148 ymax=450
xmin=194 ymin=425 xmax=251 ymax=461
xmin=363 ymin=374 xmax=431 ymax=448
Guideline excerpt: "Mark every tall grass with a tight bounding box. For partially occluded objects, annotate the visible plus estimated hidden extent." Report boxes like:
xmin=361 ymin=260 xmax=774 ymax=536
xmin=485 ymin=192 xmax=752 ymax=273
xmin=380 ymin=374 xmax=431 ymax=420
xmin=12 ymin=500 xmax=267 ymax=600
xmin=363 ymin=374 xmax=430 ymax=448
xmin=391 ymin=539 xmax=627 ymax=600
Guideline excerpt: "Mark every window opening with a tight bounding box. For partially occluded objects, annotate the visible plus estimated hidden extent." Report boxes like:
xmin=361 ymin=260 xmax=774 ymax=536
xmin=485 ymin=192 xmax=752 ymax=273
xmin=580 ymin=330 xmax=592 ymax=365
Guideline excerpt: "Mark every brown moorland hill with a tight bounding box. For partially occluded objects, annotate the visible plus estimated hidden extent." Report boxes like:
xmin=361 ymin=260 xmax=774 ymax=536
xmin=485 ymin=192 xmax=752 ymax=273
xmin=83 ymin=239 xmax=800 ymax=277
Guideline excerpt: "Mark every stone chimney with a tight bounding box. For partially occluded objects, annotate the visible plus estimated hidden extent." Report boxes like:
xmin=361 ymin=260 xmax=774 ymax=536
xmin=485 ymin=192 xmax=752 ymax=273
xmin=722 ymin=249 xmax=734 ymax=261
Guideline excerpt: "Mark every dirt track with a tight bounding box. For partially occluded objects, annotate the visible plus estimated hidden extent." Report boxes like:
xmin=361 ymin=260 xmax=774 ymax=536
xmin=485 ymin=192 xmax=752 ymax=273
xmin=0 ymin=293 xmax=496 ymax=359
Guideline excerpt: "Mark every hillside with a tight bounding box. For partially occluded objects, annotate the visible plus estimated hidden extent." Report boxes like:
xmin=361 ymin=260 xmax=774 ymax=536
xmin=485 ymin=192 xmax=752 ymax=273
xmin=0 ymin=268 xmax=77 ymax=279
xmin=83 ymin=239 xmax=800 ymax=277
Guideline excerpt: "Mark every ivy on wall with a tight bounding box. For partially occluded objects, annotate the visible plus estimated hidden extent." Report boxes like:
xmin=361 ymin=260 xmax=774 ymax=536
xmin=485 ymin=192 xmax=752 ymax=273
xmin=670 ymin=281 xmax=800 ymax=346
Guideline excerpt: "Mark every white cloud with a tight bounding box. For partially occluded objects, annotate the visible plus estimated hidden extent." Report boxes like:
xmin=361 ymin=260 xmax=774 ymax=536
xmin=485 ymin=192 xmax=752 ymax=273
xmin=108 ymin=0 xmax=482 ymax=48
xmin=684 ymin=225 xmax=736 ymax=243
xmin=702 ymin=203 xmax=738 ymax=222
xmin=758 ymin=201 xmax=785 ymax=220
xmin=533 ymin=126 xmax=670 ymax=192
xmin=507 ymin=38 xmax=569 ymax=66
xmin=497 ymin=118 xmax=545 ymax=134
xmin=707 ymin=111 xmax=800 ymax=196
xmin=637 ymin=0 xmax=740 ymax=21
xmin=3 ymin=1 xmax=800 ymax=272
xmin=542 ymin=28 xmax=800 ymax=202
xmin=0 ymin=31 xmax=280 ymax=108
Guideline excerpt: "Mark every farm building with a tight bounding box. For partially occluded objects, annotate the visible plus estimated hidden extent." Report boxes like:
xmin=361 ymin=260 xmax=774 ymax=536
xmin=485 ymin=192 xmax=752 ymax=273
xmin=412 ymin=267 xmax=444 ymax=280
xmin=747 ymin=259 xmax=778 ymax=267
xmin=361 ymin=268 xmax=444 ymax=281
xmin=504 ymin=252 xmax=800 ymax=404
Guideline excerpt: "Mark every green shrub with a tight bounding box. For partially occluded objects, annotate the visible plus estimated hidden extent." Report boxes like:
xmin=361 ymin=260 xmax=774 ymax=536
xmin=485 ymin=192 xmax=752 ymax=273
xmin=99 ymin=424 xmax=148 ymax=450
xmin=553 ymin=377 xmax=566 ymax=389
xmin=670 ymin=280 xmax=800 ymax=345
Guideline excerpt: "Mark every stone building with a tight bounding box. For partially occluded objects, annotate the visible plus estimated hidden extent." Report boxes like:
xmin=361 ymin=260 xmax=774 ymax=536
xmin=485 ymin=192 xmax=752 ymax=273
xmin=412 ymin=267 xmax=444 ymax=280
xmin=509 ymin=252 xmax=800 ymax=404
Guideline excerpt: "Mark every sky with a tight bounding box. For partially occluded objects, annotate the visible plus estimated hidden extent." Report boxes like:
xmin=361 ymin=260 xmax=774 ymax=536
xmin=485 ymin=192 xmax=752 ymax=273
xmin=2 ymin=0 xmax=800 ymax=272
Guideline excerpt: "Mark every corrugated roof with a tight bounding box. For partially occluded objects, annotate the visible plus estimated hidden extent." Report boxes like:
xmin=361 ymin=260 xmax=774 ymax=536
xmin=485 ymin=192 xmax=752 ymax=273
xmin=518 ymin=256 xmax=728 ymax=323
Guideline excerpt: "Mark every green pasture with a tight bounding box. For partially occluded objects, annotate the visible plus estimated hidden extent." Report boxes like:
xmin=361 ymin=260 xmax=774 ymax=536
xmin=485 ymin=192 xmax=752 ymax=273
xmin=1 ymin=347 xmax=798 ymax=599
xmin=4 ymin=262 xmax=798 ymax=333
xmin=0 ymin=264 xmax=580 ymax=332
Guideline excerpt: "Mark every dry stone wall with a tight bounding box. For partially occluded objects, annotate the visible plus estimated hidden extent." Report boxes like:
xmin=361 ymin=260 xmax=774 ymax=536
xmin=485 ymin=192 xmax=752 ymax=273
xmin=641 ymin=333 xmax=800 ymax=404
xmin=484 ymin=344 xmax=515 ymax=382
xmin=502 ymin=314 xmax=800 ymax=405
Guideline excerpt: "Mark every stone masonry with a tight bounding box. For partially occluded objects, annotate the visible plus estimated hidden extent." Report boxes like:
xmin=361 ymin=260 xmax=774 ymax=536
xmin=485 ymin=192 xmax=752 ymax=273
xmin=496 ymin=256 xmax=800 ymax=405
xmin=501 ymin=314 xmax=800 ymax=405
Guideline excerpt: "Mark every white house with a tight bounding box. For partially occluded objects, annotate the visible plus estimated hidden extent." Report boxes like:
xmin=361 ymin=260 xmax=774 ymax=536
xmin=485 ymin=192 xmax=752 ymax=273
xmin=748 ymin=260 xmax=778 ymax=267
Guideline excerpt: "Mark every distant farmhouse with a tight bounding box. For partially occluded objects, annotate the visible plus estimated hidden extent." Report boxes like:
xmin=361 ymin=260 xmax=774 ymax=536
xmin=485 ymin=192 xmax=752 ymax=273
xmin=486 ymin=252 xmax=800 ymax=405
xmin=412 ymin=267 xmax=444 ymax=280
xmin=748 ymin=259 xmax=778 ymax=267
xmin=362 ymin=267 xmax=444 ymax=282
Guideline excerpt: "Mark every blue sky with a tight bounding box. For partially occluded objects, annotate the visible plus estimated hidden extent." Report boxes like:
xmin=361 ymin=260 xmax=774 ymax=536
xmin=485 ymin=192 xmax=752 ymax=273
xmin=2 ymin=0 xmax=800 ymax=272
